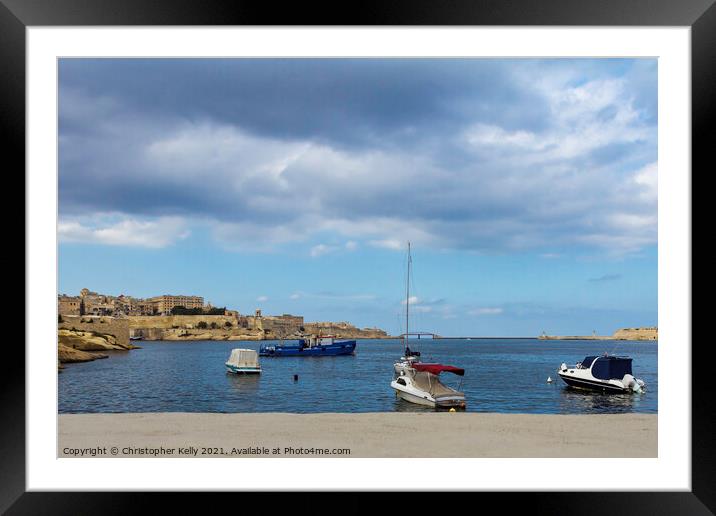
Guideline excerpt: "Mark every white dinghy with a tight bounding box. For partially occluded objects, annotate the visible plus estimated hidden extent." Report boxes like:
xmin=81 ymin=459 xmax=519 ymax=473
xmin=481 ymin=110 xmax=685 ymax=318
xmin=225 ymin=348 xmax=262 ymax=374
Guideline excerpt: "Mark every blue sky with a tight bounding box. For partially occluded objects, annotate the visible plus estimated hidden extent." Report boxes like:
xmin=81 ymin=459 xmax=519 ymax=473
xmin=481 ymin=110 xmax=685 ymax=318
xmin=58 ymin=58 xmax=657 ymax=336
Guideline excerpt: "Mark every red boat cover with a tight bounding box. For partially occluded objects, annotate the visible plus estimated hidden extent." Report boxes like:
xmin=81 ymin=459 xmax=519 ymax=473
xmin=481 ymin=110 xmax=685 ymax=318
xmin=413 ymin=363 xmax=465 ymax=376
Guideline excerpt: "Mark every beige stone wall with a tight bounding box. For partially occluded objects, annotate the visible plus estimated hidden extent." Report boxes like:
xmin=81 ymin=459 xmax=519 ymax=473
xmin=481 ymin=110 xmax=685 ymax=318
xmin=122 ymin=314 xmax=391 ymax=341
xmin=59 ymin=315 xmax=130 ymax=348
xmin=128 ymin=314 xmax=239 ymax=331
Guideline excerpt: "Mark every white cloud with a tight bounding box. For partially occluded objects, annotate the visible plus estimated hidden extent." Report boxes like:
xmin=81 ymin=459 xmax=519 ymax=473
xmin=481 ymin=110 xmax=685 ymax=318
xmin=256 ymin=296 xmax=269 ymax=302
xmin=310 ymin=241 xmax=359 ymax=257
xmin=58 ymin=216 xmax=189 ymax=248
xmin=633 ymin=162 xmax=658 ymax=202
xmin=310 ymin=244 xmax=335 ymax=257
xmin=369 ymin=239 xmax=404 ymax=251
xmin=468 ymin=307 xmax=504 ymax=316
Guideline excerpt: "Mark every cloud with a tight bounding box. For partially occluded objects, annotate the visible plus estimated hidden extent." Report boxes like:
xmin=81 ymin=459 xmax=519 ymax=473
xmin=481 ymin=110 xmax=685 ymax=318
xmin=310 ymin=244 xmax=334 ymax=257
xmin=309 ymin=241 xmax=360 ymax=257
xmin=369 ymin=239 xmax=405 ymax=251
xmin=59 ymin=58 xmax=657 ymax=255
xmin=400 ymin=296 xmax=443 ymax=313
xmin=468 ymin=307 xmax=504 ymax=316
xmin=256 ymin=295 xmax=269 ymax=302
xmin=58 ymin=215 xmax=189 ymax=248
xmin=632 ymin=162 xmax=658 ymax=202
xmin=588 ymin=274 xmax=622 ymax=282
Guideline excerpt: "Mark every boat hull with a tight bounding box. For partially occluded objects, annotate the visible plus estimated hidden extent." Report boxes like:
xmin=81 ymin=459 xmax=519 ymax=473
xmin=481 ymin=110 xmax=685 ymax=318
xmin=259 ymin=340 xmax=356 ymax=357
xmin=391 ymin=381 xmax=467 ymax=410
xmin=393 ymin=385 xmax=437 ymax=407
xmin=558 ymin=372 xmax=627 ymax=392
xmin=225 ymin=364 xmax=261 ymax=374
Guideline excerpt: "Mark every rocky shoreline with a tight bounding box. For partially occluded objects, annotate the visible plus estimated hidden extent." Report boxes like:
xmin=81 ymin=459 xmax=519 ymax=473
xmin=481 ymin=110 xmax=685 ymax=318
xmin=58 ymin=327 xmax=139 ymax=370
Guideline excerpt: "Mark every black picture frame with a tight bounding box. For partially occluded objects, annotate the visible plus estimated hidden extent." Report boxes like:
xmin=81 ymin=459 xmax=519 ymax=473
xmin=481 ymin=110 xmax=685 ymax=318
xmin=5 ymin=0 xmax=708 ymax=513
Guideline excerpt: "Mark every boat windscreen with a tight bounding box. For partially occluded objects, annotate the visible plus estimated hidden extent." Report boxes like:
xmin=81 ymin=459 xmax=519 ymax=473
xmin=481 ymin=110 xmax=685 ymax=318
xmin=591 ymin=357 xmax=633 ymax=380
xmin=580 ymin=356 xmax=597 ymax=369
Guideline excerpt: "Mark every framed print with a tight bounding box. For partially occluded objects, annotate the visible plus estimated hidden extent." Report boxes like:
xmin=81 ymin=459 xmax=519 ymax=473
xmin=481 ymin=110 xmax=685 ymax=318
xmin=6 ymin=0 xmax=710 ymax=513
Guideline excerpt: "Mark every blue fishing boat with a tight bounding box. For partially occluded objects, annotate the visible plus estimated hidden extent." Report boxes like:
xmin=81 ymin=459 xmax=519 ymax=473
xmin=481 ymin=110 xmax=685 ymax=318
xmin=259 ymin=335 xmax=356 ymax=357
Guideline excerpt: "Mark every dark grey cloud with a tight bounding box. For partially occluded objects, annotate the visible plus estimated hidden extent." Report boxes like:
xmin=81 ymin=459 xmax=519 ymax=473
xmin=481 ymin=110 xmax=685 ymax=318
xmin=60 ymin=58 xmax=551 ymax=150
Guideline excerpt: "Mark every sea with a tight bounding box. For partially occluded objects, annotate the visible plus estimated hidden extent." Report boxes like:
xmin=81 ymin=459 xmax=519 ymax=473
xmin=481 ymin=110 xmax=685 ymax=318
xmin=58 ymin=338 xmax=657 ymax=414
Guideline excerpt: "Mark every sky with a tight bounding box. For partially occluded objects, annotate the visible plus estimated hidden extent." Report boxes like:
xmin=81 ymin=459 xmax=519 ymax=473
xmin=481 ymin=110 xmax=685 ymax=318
xmin=58 ymin=58 xmax=657 ymax=336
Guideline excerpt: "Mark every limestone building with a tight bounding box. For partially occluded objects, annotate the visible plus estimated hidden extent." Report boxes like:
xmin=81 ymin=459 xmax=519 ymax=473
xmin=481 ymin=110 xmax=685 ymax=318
xmin=58 ymin=295 xmax=83 ymax=316
xmin=146 ymin=294 xmax=204 ymax=315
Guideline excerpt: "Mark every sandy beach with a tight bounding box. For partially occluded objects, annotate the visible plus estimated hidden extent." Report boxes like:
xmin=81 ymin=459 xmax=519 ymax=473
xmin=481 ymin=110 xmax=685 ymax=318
xmin=58 ymin=412 xmax=656 ymax=458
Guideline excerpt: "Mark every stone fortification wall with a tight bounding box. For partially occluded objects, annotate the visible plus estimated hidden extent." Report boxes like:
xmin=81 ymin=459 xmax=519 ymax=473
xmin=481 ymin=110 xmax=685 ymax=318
xmin=128 ymin=314 xmax=239 ymax=330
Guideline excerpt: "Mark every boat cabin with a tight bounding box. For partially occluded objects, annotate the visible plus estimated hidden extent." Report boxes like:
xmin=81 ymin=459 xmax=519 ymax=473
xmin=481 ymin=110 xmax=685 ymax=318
xmin=578 ymin=355 xmax=633 ymax=380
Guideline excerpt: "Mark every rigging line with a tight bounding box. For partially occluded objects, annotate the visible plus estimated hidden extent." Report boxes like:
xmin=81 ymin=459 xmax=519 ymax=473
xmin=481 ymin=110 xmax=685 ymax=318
xmin=608 ymin=337 xmax=621 ymax=357
xmin=404 ymin=242 xmax=411 ymax=348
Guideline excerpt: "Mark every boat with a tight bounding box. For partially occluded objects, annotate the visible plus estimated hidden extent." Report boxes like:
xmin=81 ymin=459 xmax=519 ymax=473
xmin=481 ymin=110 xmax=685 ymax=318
xmin=259 ymin=335 xmax=356 ymax=357
xmin=391 ymin=363 xmax=467 ymax=409
xmin=225 ymin=348 xmax=262 ymax=374
xmin=557 ymin=354 xmax=645 ymax=393
xmin=390 ymin=243 xmax=467 ymax=410
xmin=129 ymin=335 xmax=143 ymax=341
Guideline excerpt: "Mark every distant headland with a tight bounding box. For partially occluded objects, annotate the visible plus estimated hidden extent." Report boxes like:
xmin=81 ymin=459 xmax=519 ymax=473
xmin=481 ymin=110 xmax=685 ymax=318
xmin=538 ymin=327 xmax=658 ymax=341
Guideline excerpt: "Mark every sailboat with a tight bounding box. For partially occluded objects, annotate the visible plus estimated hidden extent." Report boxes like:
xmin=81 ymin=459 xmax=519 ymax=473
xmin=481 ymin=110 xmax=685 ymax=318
xmin=390 ymin=243 xmax=467 ymax=410
xmin=393 ymin=242 xmax=422 ymax=374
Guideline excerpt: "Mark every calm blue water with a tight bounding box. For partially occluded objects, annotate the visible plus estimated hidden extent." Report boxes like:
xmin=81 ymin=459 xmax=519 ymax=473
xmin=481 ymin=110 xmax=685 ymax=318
xmin=58 ymin=339 xmax=657 ymax=414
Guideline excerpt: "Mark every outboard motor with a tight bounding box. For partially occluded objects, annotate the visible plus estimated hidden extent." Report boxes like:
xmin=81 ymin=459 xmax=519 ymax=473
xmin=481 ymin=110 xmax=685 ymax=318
xmin=623 ymin=374 xmax=646 ymax=393
xmin=635 ymin=378 xmax=646 ymax=393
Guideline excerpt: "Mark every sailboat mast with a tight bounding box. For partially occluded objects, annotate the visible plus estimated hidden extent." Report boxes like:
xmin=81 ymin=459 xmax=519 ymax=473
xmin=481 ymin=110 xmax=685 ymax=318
xmin=405 ymin=242 xmax=411 ymax=350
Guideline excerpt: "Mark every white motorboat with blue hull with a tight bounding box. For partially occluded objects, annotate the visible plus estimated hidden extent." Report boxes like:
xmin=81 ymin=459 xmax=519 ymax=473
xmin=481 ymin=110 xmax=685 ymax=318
xmin=558 ymin=355 xmax=645 ymax=393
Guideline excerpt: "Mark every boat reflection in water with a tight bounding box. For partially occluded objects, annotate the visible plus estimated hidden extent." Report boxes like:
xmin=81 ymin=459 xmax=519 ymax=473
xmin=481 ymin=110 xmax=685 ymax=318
xmin=557 ymin=388 xmax=646 ymax=414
